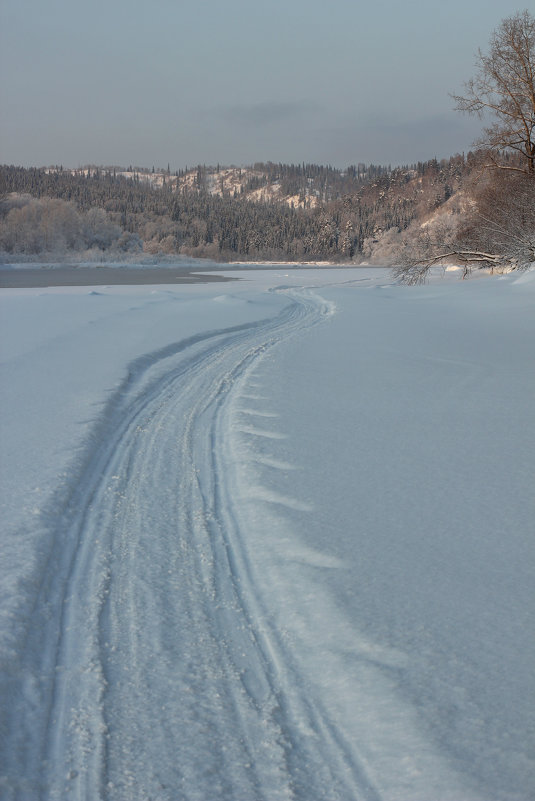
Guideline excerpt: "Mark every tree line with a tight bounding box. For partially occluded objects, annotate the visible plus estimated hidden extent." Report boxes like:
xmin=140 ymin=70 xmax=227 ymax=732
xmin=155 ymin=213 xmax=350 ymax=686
xmin=0 ymin=157 xmax=469 ymax=262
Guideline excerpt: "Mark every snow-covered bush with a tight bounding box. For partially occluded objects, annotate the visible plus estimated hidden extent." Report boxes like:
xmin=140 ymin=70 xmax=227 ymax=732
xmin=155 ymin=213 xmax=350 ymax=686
xmin=0 ymin=194 xmax=123 ymax=256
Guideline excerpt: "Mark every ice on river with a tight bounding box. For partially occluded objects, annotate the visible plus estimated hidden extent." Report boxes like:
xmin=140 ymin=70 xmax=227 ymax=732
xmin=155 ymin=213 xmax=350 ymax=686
xmin=0 ymin=267 xmax=534 ymax=800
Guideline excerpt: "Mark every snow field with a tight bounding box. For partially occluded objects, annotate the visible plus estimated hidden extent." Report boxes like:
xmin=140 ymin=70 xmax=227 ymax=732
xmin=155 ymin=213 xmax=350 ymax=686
xmin=0 ymin=268 xmax=533 ymax=800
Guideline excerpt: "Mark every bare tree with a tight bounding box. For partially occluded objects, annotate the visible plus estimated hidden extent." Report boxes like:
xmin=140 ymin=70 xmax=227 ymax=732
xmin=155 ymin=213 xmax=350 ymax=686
xmin=452 ymin=10 xmax=535 ymax=174
xmin=394 ymin=12 xmax=535 ymax=283
xmin=393 ymin=169 xmax=535 ymax=283
xmin=455 ymin=169 xmax=535 ymax=264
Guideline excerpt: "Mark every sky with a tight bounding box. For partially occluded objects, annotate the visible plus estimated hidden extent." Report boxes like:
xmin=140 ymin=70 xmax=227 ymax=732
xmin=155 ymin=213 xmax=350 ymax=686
xmin=0 ymin=0 xmax=527 ymax=170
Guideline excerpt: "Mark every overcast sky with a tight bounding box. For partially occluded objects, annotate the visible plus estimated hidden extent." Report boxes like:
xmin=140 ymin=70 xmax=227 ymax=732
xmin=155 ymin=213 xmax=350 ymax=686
xmin=0 ymin=0 xmax=526 ymax=170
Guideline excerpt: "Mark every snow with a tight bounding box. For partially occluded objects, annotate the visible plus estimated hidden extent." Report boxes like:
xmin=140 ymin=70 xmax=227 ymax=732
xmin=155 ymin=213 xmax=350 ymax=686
xmin=0 ymin=267 xmax=534 ymax=800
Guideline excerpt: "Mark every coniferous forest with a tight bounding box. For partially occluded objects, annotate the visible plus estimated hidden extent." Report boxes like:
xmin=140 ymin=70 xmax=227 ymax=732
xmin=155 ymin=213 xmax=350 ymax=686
xmin=0 ymin=157 xmax=470 ymax=263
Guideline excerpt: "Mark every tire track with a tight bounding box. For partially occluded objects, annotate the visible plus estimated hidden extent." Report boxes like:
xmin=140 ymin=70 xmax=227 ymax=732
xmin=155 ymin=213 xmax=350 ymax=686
xmin=3 ymin=286 xmax=384 ymax=801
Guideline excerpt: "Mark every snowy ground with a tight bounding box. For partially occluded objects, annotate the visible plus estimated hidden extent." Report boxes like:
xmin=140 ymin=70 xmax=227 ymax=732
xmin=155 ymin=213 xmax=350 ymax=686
xmin=0 ymin=267 xmax=533 ymax=800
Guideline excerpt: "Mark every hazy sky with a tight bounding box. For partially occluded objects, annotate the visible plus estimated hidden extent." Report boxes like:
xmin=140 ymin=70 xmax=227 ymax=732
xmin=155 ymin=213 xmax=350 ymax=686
xmin=0 ymin=0 xmax=526 ymax=169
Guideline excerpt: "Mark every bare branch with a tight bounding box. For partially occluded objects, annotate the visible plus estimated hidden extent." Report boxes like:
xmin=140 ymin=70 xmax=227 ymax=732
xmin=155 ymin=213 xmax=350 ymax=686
xmin=452 ymin=11 xmax=535 ymax=174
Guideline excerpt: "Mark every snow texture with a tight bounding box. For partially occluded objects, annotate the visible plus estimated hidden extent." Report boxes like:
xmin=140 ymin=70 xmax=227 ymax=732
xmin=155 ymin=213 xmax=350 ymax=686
xmin=0 ymin=267 xmax=534 ymax=800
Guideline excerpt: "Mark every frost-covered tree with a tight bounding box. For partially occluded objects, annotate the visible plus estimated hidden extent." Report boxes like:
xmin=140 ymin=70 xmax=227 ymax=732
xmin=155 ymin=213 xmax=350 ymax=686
xmin=0 ymin=194 xmax=123 ymax=256
xmin=82 ymin=207 xmax=121 ymax=249
xmin=393 ymin=169 xmax=535 ymax=283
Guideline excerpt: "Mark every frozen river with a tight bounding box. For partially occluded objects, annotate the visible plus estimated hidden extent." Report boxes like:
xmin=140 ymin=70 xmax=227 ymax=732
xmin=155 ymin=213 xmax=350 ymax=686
xmin=1 ymin=267 xmax=533 ymax=800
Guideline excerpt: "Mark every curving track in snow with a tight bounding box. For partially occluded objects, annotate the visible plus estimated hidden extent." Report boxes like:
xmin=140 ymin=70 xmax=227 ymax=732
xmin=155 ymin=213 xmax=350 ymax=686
xmin=3 ymin=287 xmax=374 ymax=801
xmin=3 ymin=269 xmax=532 ymax=801
xmin=2 ymin=280 xmax=489 ymax=801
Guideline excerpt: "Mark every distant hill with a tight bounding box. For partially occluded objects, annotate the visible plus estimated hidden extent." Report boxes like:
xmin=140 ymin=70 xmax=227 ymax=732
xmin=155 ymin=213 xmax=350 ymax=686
xmin=43 ymin=161 xmax=391 ymax=208
xmin=0 ymin=156 xmax=478 ymax=263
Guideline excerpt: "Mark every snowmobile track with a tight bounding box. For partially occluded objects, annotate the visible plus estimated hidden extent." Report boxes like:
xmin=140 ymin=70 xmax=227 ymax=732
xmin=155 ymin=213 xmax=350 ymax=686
xmin=3 ymin=288 xmax=386 ymax=800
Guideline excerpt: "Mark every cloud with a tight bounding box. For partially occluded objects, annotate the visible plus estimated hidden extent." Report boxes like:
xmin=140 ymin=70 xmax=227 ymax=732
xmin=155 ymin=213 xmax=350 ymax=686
xmin=218 ymin=100 xmax=318 ymax=127
xmin=357 ymin=112 xmax=477 ymax=137
xmin=306 ymin=112 xmax=483 ymax=165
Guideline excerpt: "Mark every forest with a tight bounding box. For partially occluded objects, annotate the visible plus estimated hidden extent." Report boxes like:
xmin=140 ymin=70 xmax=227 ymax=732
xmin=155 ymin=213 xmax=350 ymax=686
xmin=0 ymin=156 xmax=469 ymax=263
